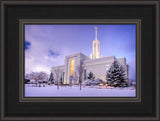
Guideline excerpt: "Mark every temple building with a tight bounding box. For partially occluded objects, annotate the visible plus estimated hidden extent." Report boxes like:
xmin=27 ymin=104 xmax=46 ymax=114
xmin=51 ymin=27 xmax=129 ymax=84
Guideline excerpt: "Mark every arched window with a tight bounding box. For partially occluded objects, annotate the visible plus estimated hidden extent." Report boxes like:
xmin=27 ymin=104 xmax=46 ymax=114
xmin=70 ymin=59 xmax=75 ymax=76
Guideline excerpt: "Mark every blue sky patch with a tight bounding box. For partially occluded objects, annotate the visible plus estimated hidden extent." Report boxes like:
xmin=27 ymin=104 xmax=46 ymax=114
xmin=25 ymin=41 xmax=31 ymax=50
xmin=48 ymin=50 xmax=59 ymax=57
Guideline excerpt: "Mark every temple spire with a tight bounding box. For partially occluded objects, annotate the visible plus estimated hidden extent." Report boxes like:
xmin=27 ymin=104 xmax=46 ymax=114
xmin=90 ymin=27 xmax=102 ymax=59
xmin=95 ymin=27 xmax=97 ymax=40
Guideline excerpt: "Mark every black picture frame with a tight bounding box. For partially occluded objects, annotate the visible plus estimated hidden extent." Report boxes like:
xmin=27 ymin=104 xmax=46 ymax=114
xmin=19 ymin=19 xmax=141 ymax=102
xmin=1 ymin=0 xmax=160 ymax=120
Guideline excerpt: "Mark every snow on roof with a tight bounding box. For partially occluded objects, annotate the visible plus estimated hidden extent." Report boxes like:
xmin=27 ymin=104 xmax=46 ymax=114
xmin=83 ymin=56 xmax=116 ymax=66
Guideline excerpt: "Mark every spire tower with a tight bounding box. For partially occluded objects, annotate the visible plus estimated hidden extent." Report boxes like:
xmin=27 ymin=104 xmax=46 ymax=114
xmin=95 ymin=27 xmax=97 ymax=40
xmin=90 ymin=27 xmax=102 ymax=59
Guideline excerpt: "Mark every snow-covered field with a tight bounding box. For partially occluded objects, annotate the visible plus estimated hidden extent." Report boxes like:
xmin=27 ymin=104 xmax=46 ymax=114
xmin=25 ymin=84 xmax=136 ymax=97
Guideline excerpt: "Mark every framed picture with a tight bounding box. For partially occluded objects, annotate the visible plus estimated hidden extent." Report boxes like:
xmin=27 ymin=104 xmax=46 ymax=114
xmin=20 ymin=19 xmax=141 ymax=102
xmin=1 ymin=0 xmax=160 ymax=120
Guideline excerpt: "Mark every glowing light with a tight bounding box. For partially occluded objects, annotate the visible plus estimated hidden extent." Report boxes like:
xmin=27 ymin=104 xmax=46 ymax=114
xmin=70 ymin=59 xmax=74 ymax=76
xmin=95 ymin=27 xmax=97 ymax=31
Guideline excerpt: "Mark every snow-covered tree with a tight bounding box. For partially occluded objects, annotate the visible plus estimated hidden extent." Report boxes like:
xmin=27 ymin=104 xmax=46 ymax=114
xmin=25 ymin=73 xmax=30 ymax=79
xmin=82 ymin=78 xmax=104 ymax=86
xmin=29 ymin=72 xmax=38 ymax=80
xmin=53 ymin=68 xmax=63 ymax=89
xmin=106 ymin=61 xmax=128 ymax=87
xmin=25 ymin=72 xmax=49 ymax=86
xmin=38 ymin=72 xmax=48 ymax=82
xmin=26 ymin=72 xmax=46 ymax=80
xmin=48 ymin=72 xmax=54 ymax=82
xmin=76 ymin=61 xmax=84 ymax=90
xmin=70 ymin=72 xmax=79 ymax=85
xmin=87 ymin=72 xmax=95 ymax=80
xmin=73 ymin=72 xmax=79 ymax=84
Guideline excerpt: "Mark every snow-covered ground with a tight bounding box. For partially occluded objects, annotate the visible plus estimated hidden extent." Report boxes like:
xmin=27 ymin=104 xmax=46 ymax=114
xmin=25 ymin=84 xmax=136 ymax=97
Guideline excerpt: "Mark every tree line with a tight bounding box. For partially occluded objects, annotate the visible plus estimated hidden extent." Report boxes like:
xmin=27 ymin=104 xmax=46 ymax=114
xmin=25 ymin=61 xmax=129 ymax=88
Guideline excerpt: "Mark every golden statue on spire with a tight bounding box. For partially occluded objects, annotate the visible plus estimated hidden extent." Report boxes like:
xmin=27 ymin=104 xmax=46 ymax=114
xmin=95 ymin=27 xmax=97 ymax=31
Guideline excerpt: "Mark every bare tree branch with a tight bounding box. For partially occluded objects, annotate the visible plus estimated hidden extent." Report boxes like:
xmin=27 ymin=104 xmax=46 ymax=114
xmin=76 ymin=61 xmax=84 ymax=90
xmin=53 ymin=68 xmax=63 ymax=89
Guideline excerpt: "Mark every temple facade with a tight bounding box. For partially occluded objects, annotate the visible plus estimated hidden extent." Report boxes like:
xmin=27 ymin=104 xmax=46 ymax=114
xmin=51 ymin=27 xmax=129 ymax=84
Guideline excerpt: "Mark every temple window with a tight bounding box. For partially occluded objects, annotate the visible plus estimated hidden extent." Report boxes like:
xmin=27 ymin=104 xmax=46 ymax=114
xmin=70 ymin=59 xmax=75 ymax=76
xmin=84 ymin=69 xmax=87 ymax=80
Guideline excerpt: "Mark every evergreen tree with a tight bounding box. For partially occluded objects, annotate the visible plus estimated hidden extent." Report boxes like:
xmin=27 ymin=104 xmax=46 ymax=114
xmin=87 ymin=72 xmax=95 ymax=80
xmin=48 ymin=72 xmax=54 ymax=82
xmin=106 ymin=61 xmax=128 ymax=87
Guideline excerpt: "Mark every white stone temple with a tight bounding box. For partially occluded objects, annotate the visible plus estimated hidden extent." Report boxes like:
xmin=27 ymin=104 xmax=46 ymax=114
xmin=51 ymin=27 xmax=129 ymax=84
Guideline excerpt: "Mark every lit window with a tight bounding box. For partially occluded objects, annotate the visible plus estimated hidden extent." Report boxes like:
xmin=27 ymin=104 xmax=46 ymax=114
xmin=70 ymin=59 xmax=74 ymax=76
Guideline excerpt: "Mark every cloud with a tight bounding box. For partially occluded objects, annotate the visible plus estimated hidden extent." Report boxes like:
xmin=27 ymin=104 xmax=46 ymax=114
xmin=25 ymin=25 xmax=73 ymax=74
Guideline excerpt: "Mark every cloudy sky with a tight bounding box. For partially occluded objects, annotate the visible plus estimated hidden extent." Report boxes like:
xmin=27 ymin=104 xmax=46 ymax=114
xmin=25 ymin=24 xmax=136 ymax=80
